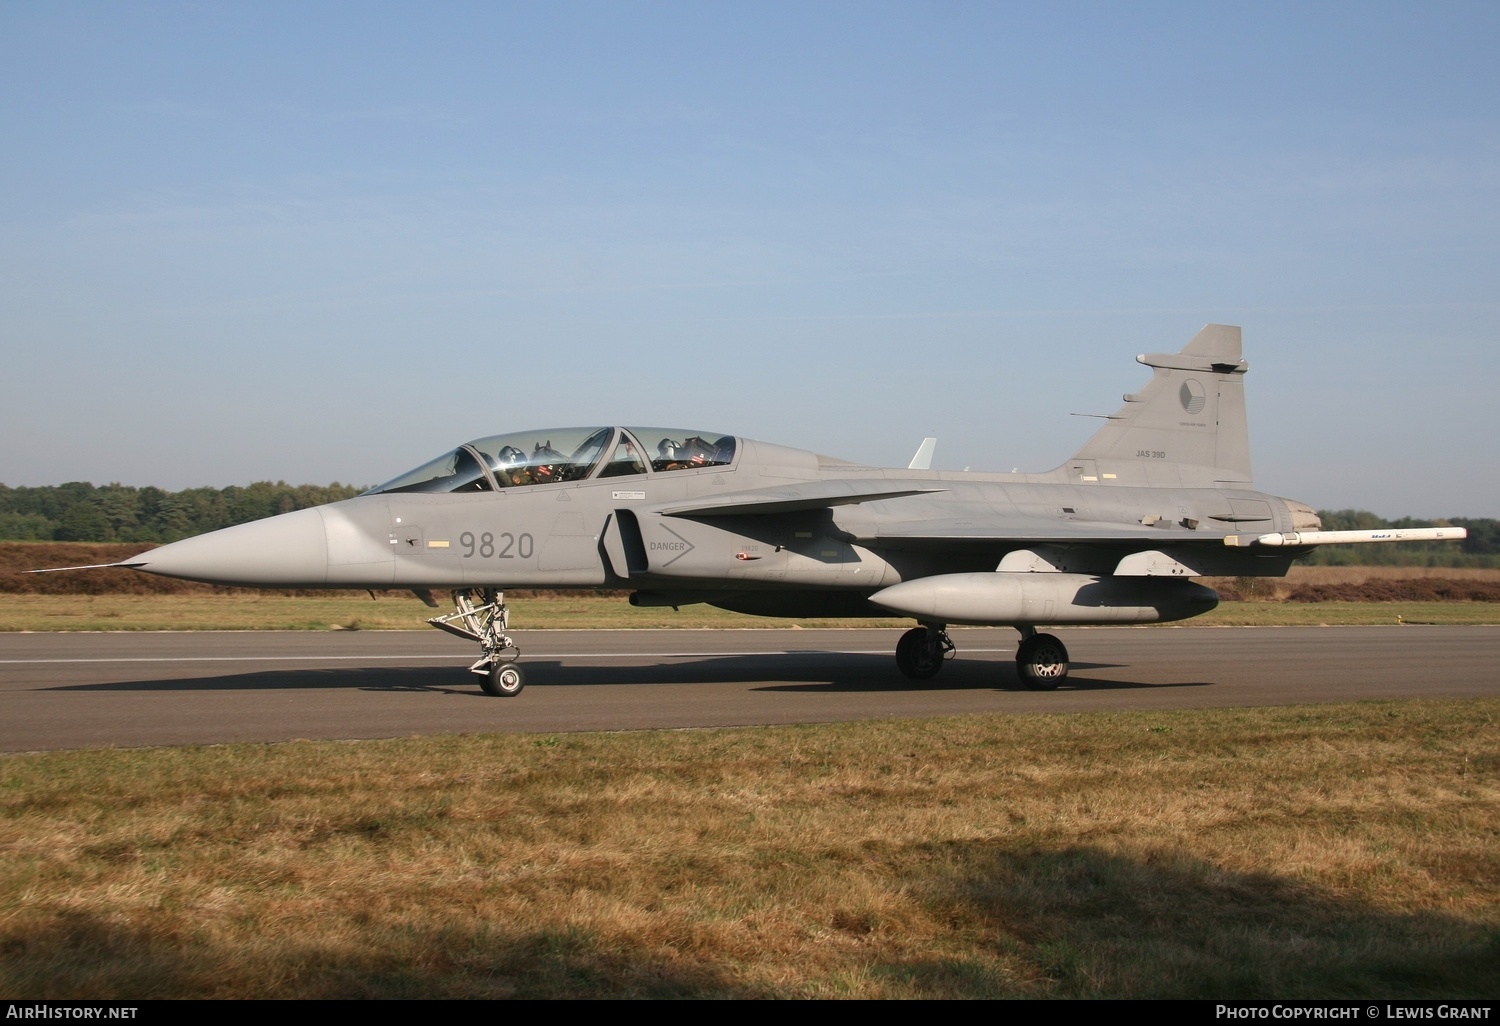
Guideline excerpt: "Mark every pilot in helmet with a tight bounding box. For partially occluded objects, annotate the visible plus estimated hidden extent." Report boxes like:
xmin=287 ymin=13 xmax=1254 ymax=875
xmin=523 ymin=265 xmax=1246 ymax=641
xmin=495 ymin=445 xmax=530 ymax=487
xmin=530 ymin=441 xmax=565 ymax=484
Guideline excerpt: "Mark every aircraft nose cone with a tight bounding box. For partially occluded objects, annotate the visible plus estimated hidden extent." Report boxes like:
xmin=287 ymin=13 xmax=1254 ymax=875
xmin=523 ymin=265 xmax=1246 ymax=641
xmin=126 ymin=507 xmax=330 ymax=587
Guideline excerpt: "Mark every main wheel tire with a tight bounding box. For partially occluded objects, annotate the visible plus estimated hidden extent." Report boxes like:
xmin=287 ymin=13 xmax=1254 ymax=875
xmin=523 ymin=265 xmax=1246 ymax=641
xmin=1016 ymin=633 xmax=1068 ymax=690
xmin=895 ymin=626 xmax=944 ymax=681
xmin=481 ymin=663 xmax=525 ymax=697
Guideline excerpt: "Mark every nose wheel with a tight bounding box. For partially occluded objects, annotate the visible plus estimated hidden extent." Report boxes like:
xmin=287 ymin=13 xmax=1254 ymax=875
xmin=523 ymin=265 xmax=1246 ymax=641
xmin=428 ymin=589 xmax=525 ymax=696
xmin=481 ymin=662 xmax=525 ymax=697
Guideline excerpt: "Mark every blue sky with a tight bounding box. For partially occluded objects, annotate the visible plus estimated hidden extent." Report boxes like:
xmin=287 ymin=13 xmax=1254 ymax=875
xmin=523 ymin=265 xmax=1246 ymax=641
xmin=2 ymin=1 xmax=1496 ymax=515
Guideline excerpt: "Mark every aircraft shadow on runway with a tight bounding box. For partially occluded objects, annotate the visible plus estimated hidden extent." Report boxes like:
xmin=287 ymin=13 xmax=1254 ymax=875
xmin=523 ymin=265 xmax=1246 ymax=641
xmin=48 ymin=652 xmax=1212 ymax=695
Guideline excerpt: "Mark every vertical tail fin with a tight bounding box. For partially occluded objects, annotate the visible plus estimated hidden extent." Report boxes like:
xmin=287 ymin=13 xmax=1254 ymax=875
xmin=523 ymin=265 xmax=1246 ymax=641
xmin=1062 ymin=324 xmax=1252 ymax=488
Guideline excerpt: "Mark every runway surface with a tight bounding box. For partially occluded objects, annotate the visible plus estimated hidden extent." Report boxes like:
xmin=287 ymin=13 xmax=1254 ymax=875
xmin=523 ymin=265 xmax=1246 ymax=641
xmin=2 ymin=626 xmax=1497 ymax=752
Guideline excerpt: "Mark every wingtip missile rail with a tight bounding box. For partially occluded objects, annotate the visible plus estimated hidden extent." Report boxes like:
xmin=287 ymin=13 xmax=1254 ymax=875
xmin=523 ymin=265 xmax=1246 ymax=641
xmin=1225 ymin=527 xmax=1468 ymax=548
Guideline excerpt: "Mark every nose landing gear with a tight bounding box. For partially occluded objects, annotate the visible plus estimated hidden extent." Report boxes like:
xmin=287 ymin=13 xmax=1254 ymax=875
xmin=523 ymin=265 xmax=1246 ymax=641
xmin=428 ymin=588 xmax=525 ymax=696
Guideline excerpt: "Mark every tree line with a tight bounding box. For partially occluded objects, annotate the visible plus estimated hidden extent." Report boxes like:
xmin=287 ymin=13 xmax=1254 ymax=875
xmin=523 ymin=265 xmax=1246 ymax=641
xmin=0 ymin=482 xmax=364 ymax=543
xmin=0 ymin=483 xmax=1495 ymax=564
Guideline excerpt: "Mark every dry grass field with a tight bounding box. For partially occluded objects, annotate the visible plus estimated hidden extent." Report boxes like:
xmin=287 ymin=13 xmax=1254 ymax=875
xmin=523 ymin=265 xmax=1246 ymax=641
xmin=1283 ymin=566 xmax=1500 ymax=584
xmin=2 ymin=700 xmax=1496 ymax=999
xmin=1205 ymin=565 xmax=1500 ymax=601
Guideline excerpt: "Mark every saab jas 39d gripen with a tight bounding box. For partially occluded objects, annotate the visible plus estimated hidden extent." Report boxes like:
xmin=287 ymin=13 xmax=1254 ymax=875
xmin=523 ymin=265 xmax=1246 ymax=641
xmin=42 ymin=325 xmax=1465 ymax=696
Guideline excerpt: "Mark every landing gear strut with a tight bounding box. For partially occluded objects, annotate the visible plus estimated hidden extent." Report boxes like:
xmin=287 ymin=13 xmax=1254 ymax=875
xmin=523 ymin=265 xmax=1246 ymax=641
xmin=895 ymin=625 xmax=955 ymax=680
xmin=1015 ymin=626 xmax=1068 ymax=689
xmin=427 ymin=588 xmax=525 ymax=696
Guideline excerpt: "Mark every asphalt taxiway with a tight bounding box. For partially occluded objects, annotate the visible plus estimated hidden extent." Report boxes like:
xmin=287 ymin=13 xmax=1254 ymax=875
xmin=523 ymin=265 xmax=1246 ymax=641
xmin=2 ymin=626 xmax=1496 ymax=752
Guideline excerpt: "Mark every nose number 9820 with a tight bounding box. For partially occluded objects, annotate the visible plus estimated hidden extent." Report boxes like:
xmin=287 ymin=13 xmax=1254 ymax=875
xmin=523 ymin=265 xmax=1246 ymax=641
xmin=459 ymin=531 xmax=534 ymax=559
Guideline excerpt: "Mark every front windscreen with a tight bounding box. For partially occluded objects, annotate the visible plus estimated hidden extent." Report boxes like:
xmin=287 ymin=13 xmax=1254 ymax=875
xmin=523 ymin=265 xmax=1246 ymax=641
xmin=369 ymin=446 xmax=492 ymax=494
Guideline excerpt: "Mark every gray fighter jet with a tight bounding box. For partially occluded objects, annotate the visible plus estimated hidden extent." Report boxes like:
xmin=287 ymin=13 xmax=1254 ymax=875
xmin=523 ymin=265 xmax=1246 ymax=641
xmin=51 ymin=325 xmax=1465 ymax=695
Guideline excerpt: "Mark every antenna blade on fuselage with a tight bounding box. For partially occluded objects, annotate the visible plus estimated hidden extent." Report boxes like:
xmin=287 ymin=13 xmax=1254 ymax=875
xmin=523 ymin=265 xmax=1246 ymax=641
xmin=907 ymin=437 xmax=937 ymax=470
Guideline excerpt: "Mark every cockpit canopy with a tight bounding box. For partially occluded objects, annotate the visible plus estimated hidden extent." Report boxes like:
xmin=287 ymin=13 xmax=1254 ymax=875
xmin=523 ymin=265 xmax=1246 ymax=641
xmin=367 ymin=427 xmax=737 ymax=495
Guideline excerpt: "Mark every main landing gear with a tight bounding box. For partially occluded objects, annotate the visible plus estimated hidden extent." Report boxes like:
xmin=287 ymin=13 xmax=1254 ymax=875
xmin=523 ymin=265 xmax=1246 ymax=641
xmin=895 ymin=625 xmax=954 ymax=680
xmin=1014 ymin=626 xmax=1069 ymax=690
xmin=428 ymin=588 xmax=525 ymax=696
xmin=892 ymin=623 xmax=1070 ymax=689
